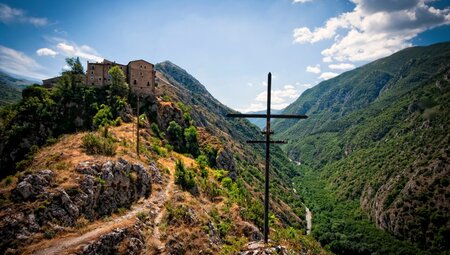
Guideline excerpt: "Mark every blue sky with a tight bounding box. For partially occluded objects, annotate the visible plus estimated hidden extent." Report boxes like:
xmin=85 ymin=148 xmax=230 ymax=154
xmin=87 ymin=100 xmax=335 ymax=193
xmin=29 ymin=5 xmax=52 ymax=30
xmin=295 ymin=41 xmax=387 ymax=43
xmin=1 ymin=0 xmax=449 ymax=112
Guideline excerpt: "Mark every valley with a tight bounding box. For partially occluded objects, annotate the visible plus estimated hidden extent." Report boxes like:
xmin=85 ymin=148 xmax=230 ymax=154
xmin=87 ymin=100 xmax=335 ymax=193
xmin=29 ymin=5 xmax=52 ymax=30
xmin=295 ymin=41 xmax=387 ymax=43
xmin=0 ymin=42 xmax=449 ymax=255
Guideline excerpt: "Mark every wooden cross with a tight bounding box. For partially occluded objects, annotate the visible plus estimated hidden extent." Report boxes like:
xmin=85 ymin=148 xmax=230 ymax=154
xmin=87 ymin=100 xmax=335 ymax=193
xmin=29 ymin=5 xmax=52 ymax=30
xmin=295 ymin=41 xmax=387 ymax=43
xmin=227 ymin=72 xmax=308 ymax=243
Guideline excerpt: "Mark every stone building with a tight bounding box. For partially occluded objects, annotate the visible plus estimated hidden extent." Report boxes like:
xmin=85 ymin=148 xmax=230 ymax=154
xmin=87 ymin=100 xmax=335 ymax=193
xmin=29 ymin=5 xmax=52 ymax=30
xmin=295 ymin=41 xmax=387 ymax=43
xmin=85 ymin=59 xmax=156 ymax=95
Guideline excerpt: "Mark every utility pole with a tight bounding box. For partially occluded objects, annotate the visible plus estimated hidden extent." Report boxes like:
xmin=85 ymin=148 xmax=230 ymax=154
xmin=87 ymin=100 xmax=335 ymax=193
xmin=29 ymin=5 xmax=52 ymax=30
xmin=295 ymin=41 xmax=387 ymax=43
xmin=136 ymin=95 xmax=140 ymax=158
xmin=227 ymin=73 xmax=308 ymax=243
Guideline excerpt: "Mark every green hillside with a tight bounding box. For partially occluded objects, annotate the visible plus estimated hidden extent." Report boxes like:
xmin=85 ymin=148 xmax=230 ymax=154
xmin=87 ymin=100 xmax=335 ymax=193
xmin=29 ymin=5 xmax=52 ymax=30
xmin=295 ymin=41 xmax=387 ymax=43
xmin=274 ymin=42 xmax=450 ymax=254
xmin=0 ymin=72 xmax=37 ymax=106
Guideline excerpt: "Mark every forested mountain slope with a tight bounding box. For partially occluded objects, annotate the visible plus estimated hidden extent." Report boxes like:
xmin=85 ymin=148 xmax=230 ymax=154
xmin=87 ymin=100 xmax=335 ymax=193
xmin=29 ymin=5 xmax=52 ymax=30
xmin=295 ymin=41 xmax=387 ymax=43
xmin=274 ymin=42 xmax=450 ymax=254
xmin=0 ymin=72 xmax=35 ymax=106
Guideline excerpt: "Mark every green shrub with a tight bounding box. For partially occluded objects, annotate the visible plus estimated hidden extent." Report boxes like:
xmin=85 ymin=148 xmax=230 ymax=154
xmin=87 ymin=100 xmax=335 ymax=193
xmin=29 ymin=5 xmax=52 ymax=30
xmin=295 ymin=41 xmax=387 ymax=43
xmin=166 ymin=121 xmax=184 ymax=152
xmin=44 ymin=230 xmax=55 ymax=239
xmin=2 ymin=175 xmax=14 ymax=186
xmin=150 ymin=123 xmax=161 ymax=137
xmin=137 ymin=211 xmax=147 ymax=221
xmin=175 ymin=160 xmax=196 ymax=191
xmin=82 ymin=133 xmax=116 ymax=156
xmin=184 ymin=125 xmax=199 ymax=157
xmin=218 ymin=219 xmax=232 ymax=237
xmin=221 ymin=177 xmax=233 ymax=189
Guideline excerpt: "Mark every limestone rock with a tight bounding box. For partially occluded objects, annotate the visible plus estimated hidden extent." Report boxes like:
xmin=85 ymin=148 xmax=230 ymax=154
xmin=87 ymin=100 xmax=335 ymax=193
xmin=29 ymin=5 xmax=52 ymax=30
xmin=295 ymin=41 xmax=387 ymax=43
xmin=0 ymin=158 xmax=156 ymax=253
xmin=238 ymin=241 xmax=293 ymax=255
xmin=77 ymin=225 xmax=144 ymax=255
xmin=11 ymin=170 xmax=54 ymax=201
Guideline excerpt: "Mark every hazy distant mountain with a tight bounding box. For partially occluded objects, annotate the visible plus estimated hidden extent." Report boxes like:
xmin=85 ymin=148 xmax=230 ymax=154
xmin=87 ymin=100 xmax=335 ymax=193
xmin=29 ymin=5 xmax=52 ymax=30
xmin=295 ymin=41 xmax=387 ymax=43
xmin=245 ymin=109 xmax=283 ymax=129
xmin=0 ymin=72 xmax=36 ymax=106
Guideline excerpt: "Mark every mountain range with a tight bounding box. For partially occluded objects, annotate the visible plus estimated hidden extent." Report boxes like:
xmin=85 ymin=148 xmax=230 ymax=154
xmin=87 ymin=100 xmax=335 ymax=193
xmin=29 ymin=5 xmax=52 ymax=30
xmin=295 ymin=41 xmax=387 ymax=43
xmin=0 ymin=42 xmax=449 ymax=254
xmin=0 ymin=71 xmax=37 ymax=106
xmin=274 ymin=42 xmax=450 ymax=254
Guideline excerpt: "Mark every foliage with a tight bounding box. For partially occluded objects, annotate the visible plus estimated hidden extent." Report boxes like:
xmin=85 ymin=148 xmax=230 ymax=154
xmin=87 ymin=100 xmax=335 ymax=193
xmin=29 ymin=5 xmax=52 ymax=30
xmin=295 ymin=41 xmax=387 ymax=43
xmin=81 ymin=133 xmax=116 ymax=156
xmin=93 ymin=104 xmax=116 ymax=128
xmin=174 ymin=160 xmax=196 ymax=191
xmin=166 ymin=121 xmax=184 ymax=151
xmin=184 ymin=125 xmax=199 ymax=157
xmin=64 ymin=57 xmax=84 ymax=75
xmin=273 ymin=42 xmax=450 ymax=254
xmin=150 ymin=123 xmax=161 ymax=138
xmin=202 ymin=145 xmax=218 ymax=168
xmin=108 ymin=66 xmax=129 ymax=98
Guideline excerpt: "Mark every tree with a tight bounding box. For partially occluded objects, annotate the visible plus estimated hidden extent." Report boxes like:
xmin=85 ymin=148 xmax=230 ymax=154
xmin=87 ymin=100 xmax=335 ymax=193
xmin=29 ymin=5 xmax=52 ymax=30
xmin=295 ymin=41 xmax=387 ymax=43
xmin=65 ymin=57 xmax=84 ymax=75
xmin=166 ymin=121 xmax=184 ymax=152
xmin=56 ymin=57 xmax=85 ymax=96
xmin=93 ymin=104 xmax=116 ymax=137
xmin=108 ymin=66 xmax=129 ymax=98
xmin=184 ymin=125 xmax=199 ymax=157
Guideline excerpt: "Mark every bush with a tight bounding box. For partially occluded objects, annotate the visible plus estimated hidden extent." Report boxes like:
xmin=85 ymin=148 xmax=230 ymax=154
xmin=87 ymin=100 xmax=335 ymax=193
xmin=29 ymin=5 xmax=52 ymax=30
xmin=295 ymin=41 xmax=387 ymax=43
xmin=184 ymin=125 xmax=199 ymax=157
xmin=175 ymin=160 xmax=196 ymax=191
xmin=221 ymin=177 xmax=233 ymax=189
xmin=150 ymin=123 xmax=161 ymax=137
xmin=82 ymin=133 xmax=116 ymax=156
xmin=196 ymin=154 xmax=209 ymax=178
xmin=166 ymin=121 xmax=184 ymax=152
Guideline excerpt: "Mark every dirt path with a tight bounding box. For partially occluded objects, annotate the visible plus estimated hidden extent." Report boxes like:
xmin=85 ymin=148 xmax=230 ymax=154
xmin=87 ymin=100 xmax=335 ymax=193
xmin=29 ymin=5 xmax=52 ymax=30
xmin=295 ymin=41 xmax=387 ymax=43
xmin=149 ymin=159 xmax=176 ymax=252
xmin=29 ymin=159 xmax=176 ymax=255
xmin=305 ymin=207 xmax=312 ymax=235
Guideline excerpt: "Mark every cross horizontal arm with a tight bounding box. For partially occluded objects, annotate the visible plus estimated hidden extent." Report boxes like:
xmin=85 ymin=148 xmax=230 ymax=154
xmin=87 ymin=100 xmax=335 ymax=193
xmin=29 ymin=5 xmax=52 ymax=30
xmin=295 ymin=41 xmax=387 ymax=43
xmin=227 ymin=113 xmax=308 ymax=119
xmin=246 ymin=140 xmax=287 ymax=144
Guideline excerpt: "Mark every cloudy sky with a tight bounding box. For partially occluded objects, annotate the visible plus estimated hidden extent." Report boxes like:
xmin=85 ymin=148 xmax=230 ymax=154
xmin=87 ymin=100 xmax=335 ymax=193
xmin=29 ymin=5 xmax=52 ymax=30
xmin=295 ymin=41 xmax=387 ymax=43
xmin=1 ymin=0 xmax=449 ymax=112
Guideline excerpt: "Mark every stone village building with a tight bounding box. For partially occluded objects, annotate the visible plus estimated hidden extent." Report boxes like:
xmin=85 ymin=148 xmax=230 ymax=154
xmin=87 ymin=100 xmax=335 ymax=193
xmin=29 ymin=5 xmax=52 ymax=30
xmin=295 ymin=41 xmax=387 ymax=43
xmin=43 ymin=59 xmax=156 ymax=96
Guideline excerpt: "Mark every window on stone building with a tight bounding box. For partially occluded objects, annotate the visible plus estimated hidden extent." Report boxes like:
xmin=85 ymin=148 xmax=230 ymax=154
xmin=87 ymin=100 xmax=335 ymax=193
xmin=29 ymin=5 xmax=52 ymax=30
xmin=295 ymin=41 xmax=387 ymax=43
xmin=99 ymin=78 xmax=102 ymax=81
xmin=140 ymin=72 xmax=143 ymax=75
xmin=134 ymin=80 xmax=137 ymax=85
xmin=91 ymin=66 xmax=95 ymax=70
xmin=147 ymin=81 xmax=150 ymax=86
xmin=144 ymin=66 xmax=146 ymax=69
xmin=91 ymin=71 xmax=94 ymax=74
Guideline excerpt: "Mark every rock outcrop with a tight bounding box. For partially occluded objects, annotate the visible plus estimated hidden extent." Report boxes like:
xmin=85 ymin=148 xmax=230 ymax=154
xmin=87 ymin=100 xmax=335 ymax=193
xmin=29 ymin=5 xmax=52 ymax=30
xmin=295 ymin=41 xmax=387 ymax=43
xmin=77 ymin=224 xmax=145 ymax=255
xmin=152 ymin=100 xmax=186 ymax=131
xmin=238 ymin=241 xmax=293 ymax=255
xmin=0 ymin=158 xmax=154 ymax=253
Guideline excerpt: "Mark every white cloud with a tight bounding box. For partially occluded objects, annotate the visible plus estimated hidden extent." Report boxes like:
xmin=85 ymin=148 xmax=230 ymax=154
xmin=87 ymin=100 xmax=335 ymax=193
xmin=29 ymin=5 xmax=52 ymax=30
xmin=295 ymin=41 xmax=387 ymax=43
xmin=36 ymin=48 xmax=58 ymax=57
xmin=319 ymin=72 xmax=339 ymax=80
xmin=293 ymin=0 xmax=313 ymax=3
xmin=255 ymin=84 xmax=300 ymax=105
xmin=293 ymin=0 xmax=450 ymax=62
xmin=56 ymin=42 xmax=103 ymax=62
xmin=0 ymin=3 xmax=48 ymax=26
xmin=0 ymin=45 xmax=48 ymax=80
xmin=239 ymin=82 xmax=313 ymax=112
xmin=329 ymin=63 xmax=355 ymax=70
xmin=306 ymin=64 xmax=321 ymax=74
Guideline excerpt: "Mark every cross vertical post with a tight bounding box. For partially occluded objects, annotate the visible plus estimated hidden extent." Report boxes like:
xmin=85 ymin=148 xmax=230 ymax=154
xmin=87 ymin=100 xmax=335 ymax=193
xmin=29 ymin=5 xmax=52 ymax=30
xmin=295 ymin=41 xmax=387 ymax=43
xmin=264 ymin=73 xmax=271 ymax=243
xmin=226 ymin=72 xmax=308 ymax=244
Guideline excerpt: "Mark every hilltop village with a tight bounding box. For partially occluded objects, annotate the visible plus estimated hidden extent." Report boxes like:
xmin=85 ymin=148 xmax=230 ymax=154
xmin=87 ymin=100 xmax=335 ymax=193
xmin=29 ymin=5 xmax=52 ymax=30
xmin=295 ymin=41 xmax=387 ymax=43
xmin=42 ymin=59 xmax=156 ymax=96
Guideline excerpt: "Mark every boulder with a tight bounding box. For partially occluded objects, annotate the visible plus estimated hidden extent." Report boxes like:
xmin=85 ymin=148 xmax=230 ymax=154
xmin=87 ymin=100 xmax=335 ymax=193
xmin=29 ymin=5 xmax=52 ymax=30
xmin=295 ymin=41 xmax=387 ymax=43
xmin=11 ymin=170 xmax=54 ymax=201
